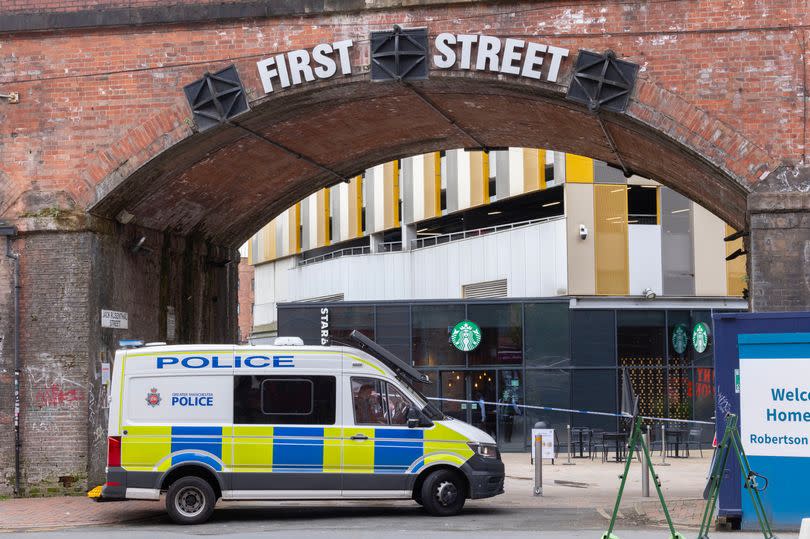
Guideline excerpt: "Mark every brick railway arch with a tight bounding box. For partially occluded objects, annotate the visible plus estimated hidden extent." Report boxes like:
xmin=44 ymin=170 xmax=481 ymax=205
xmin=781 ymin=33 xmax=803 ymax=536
xmin=87 ymin=67 xmax=767 ymax=248
xmin=3 ymin=0 xmax=810 ymax=498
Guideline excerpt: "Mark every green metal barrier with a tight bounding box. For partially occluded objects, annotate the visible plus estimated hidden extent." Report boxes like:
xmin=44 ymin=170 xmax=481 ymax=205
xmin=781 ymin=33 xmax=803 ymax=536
xmin=697 ymin=413 xmax=777 ymax=539
xmin=601 ymin=415 xmax=685 ymax=539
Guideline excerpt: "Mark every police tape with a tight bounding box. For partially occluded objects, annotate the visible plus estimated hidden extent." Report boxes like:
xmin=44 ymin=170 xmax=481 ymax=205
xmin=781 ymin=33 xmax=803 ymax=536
xmin=427 ymin=397 xmax=714 ymax=425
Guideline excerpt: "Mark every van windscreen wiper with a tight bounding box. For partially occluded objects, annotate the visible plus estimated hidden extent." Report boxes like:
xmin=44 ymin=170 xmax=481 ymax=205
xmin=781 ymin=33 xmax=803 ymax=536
xmin=348 ymin=330 xmax=431 ymax=385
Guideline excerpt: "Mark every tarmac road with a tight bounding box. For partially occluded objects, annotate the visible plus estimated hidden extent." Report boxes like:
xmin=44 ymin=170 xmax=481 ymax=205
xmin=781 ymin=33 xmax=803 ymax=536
xmin=0 ymin=502 xmax=797 ymax=539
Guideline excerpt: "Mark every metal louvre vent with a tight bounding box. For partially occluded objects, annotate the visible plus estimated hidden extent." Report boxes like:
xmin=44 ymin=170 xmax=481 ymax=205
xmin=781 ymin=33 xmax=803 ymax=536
xmin=462 ymin=279 xmax=508 ymax=299
xmin=566 ymin=50 xmax=638 ymax=113
xmin=183 ymin=65 xmax=249 ymax=131
xmin=370 ymin=26 xmax=429 ymax=81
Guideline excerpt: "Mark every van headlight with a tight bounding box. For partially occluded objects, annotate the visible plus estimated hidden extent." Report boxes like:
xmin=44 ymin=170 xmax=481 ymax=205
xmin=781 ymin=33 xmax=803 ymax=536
xmin=468 ymin=442 xmax=500 ymax=459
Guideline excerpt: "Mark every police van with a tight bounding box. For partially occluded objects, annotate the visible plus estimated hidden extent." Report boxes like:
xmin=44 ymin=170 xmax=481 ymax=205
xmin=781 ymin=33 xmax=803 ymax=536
xmin=101 ymin=331 xmax=504 ymax=524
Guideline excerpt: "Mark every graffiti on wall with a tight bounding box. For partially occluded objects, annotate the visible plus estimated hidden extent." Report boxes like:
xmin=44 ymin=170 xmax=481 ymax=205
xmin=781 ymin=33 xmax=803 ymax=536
xmin=25 ymin=359 xmax=87 ymax=410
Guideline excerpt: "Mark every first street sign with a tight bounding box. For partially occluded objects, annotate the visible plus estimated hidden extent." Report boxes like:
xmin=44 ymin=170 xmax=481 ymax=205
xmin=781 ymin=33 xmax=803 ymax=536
xmin=433 ymin=33 xmax=568 ymax=82
xmin=255 ymin=30 xmax=570 ymax=94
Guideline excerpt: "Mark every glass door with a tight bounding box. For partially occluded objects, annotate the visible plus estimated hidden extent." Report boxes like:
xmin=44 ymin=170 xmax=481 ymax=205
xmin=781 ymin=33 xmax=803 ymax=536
xmin=469 ymin=370 xmax=497 ymax=438
xmin=496 ymin=369 xmax=525 ymax=451
xmin=439 ymin=370 xmax=466 ymax=421
xmin=439 ymin=370 xmax=497 ymax=438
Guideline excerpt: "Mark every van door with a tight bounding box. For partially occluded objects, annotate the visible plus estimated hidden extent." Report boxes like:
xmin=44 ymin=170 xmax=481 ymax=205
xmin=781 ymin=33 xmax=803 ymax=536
xmin=231 ymin=365 xmax=341 ymax=497
xmin=342 ymin=375 xmax=424 ymax=497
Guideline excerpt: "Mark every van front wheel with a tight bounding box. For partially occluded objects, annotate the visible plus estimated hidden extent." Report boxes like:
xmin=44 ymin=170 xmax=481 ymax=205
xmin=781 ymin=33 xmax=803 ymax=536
xmin=420 ymin=469 xmax=466 ymax=516
xmin=166 ymin=476 xmax=216 ymax=525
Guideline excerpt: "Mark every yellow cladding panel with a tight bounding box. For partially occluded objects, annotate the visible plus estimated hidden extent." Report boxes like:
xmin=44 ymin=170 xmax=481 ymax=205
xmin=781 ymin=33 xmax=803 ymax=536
xmin=434 ymin=152 xmax=442 ymax=216
xmin=232 ymin=425 xmax=273 ymax=472
xmin=725 ymin=224 xmax=747 ymax=296
xmin=323 ymin=427 xmax=342 ymax=473
xmin=522 ymin=148 xmax=543 ymax=192
xmin=422 ymin=152 xmax=441 ymax=219
xmin=343 ymin=427 xmax=375 ymax=473
xmin=347 ymin=176 xmax=363 ymax=239
xmin=261 ymin=223 xmax=272 ymax=261
xmin=316 ymin=189 xmax=329 ymax=247
xmin=566 ymin=154 xmax=594 ymax=183
xmin=482 ymin=151 xmax=490 ymax=203
xmin=393 ymin=160 xmax=400 ymax=227
xmin=121 ymin=425 xmax=171 ymax=472
xmin=324 ymin=189 xmax=331 ymax=246
xmin=538 ymin=149 xmax=547 ymax=189
xmin=288 ymin=204 xmax=301 ymax=254
xmin=594 ymin=184 xmax=629 ymax=295
xmin=468 ymin=151 xmax=488 ymax=207
xmin=267 ymin=220 xmax=277 ymax=261
xmin=383 ymin=161 xmax=400 ymax=230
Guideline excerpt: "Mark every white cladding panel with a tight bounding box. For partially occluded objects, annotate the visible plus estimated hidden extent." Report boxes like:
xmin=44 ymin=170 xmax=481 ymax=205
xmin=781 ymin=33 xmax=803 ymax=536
xmin=251 ymin=219 xmax=568 ymax=325
xmin=628 ymin=225 xmax=663 ymax=296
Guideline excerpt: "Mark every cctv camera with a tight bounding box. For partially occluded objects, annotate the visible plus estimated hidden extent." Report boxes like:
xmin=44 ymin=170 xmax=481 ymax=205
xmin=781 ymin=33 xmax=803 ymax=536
xmin=579 ymin=224 xmax=588 ymax=239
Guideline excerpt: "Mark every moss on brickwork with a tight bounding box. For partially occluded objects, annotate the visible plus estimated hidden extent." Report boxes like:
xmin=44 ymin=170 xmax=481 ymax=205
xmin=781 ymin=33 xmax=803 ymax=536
xmin=22 ymin=472 xmax=88 ymax=497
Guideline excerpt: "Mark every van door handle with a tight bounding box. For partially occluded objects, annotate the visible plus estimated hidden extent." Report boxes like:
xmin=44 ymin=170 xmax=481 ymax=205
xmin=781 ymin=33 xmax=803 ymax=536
xmin=350 ymin=434 xmax=369 ymax=441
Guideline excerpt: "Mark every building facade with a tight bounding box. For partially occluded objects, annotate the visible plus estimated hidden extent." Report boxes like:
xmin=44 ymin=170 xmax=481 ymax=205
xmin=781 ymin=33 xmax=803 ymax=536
xmin=249 ymin=148 xmax=746 ymax=329
xmin=277 ymin=299 xmax=740 ymax=452
xmin=246 ymin=148 xmax=746 ymax=450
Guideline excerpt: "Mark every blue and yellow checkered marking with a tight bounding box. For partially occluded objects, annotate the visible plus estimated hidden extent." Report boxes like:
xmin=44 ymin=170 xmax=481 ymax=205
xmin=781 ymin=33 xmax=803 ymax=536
xmin=273 ymin=427 xmax=325 ymax=472
xmin=171 ymin=426 xmax=223 ymax=471
xmin=120 ymin=423 xmax=473 ymax=475
xmin=374 ymin=429 xmax=423 ymax=474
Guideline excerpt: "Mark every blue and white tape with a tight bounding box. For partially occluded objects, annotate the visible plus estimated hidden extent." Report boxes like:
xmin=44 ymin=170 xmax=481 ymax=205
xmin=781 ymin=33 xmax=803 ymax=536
xmin=428 ymin=397 xmax=714 ymax=425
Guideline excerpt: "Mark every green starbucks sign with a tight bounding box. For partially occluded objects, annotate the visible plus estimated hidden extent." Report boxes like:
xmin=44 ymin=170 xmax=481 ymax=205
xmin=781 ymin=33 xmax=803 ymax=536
xmin=692 ymin=322 xmax=710 ymax=354
xmin=672 ymin=323 xmax=689 ymax=354
xmin=451 ymin=320 xmax=481 ymax=352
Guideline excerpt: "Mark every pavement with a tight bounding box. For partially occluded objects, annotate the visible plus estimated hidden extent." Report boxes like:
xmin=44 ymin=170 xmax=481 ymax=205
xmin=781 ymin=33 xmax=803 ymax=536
xmin=0 ymin=452 xmax=799 ymax=537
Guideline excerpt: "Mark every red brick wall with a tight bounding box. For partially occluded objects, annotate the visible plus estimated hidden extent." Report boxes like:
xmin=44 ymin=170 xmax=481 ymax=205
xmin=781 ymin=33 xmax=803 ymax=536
xmin=1 ymin=1 xmax=806 ymax=233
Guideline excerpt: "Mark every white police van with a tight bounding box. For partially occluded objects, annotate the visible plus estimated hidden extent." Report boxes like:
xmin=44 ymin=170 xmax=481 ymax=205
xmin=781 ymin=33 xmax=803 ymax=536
xmin=102 ymin=331 xmax=504 ymax=524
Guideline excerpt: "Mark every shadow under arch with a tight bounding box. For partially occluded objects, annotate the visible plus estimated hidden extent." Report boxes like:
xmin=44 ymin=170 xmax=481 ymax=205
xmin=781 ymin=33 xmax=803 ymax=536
xmin=89 ymin=70 xmax=757 ymax=247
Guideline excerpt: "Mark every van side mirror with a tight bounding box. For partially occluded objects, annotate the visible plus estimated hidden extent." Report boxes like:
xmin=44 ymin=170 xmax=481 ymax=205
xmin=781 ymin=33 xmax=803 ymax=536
xmin=407 ymin=407 xmax=433 ymax=428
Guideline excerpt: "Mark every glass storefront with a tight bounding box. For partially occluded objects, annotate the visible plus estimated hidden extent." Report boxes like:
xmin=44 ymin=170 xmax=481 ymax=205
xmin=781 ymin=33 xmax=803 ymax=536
xmin=278 ymin=300 xmax=738 ymax=451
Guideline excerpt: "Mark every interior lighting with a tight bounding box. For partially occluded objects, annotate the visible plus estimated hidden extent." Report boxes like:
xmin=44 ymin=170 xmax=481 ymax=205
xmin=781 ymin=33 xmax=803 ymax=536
xmin=671 ymin=208 xmax=690 ymax=214
xmin=640 ymin=185 xmax=658 ymax=188
xmin=542 ymin=201 xmax=561 ymax=207
xmin=488 ymin=211 xmax=502 ymax=215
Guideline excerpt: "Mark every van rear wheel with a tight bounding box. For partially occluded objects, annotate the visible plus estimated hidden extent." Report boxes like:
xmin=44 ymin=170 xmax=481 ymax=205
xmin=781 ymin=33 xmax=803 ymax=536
xmin=166 ymin=476 xmax=216 ymax=525
xmin=420 ymin=469 xmax=466 ymax=516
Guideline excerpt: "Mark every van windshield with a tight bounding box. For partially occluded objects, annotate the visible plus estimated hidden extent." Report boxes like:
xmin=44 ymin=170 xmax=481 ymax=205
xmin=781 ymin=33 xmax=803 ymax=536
xmin=395 ymin=375 xmax=445 ymax=421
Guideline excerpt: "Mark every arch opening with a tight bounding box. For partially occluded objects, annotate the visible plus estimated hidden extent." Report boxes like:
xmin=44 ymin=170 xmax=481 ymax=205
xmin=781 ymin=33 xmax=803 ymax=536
xmin=89 ymin=72 xmax=751 ymax=247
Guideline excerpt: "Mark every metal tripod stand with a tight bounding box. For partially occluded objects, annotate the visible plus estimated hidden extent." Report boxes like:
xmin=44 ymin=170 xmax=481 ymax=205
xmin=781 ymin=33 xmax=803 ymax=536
xmin=697 ymin=413 xmax=776 ymax=539
xmin=601 ymin=415 xmax=684 ymax=539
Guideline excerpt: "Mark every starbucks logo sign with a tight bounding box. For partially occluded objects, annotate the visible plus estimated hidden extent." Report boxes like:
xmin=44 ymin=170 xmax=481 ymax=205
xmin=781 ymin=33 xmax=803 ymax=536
xmin=692 ymin=322 xmax=710 ymax=354
xmin=672 ymin=323 xmax=689 ymax=355
xmin=451 ymin=320 xmax=481 ymax=352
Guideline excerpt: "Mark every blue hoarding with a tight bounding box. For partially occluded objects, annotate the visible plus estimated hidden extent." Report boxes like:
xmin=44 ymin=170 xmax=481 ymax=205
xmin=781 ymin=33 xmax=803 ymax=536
xmin=713 ymin=312 xmax=810 ymax=530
